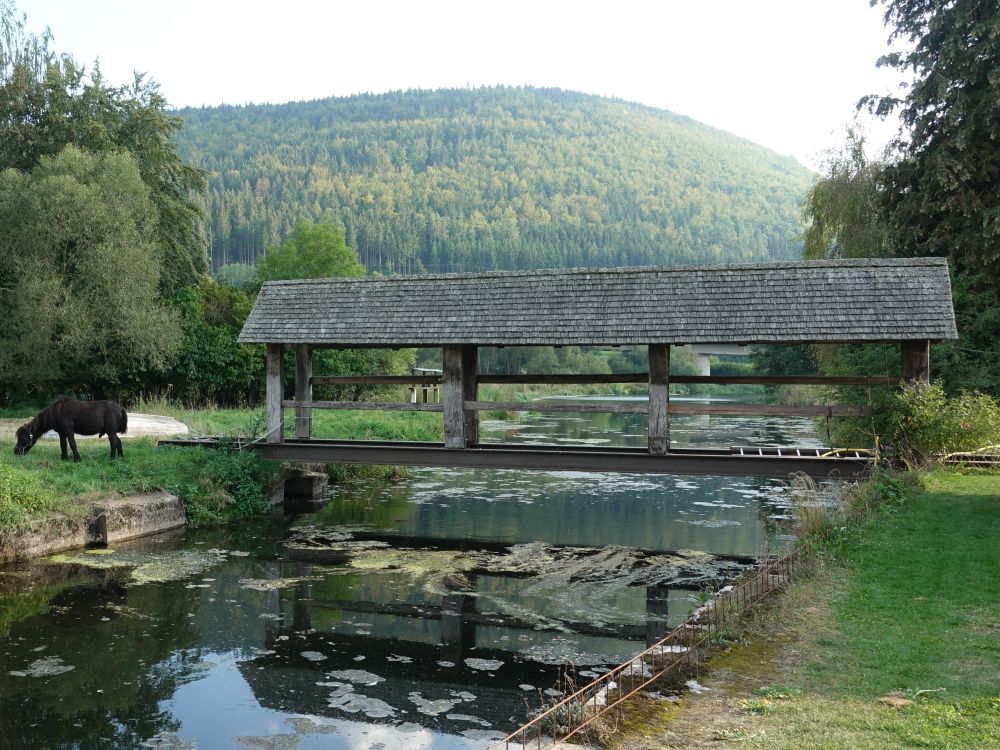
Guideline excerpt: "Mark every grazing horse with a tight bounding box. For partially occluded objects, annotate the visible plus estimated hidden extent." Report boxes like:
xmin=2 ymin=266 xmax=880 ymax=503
xmin=14 ymin=398 xmax=128 ymax=462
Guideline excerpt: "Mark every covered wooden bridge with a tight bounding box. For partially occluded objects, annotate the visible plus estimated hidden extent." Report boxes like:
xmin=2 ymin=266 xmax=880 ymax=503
xmin=237 ymin=257 xmax=957 ymax=478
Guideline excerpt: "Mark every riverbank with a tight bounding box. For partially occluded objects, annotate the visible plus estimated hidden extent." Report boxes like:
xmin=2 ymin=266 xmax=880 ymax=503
xmin=0 ymin=404 xmax=445 ymax=540
xmin=617 ymin=470 xmax=1000 ymax=749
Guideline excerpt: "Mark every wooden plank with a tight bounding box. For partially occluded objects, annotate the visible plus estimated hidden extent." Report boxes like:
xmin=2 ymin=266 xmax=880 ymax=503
xmin=294 ymin=344 xmax=312 ymax=439
xmin=671 ymin=403 xmax=869 ymax=417
xmin=673 ymin=375 xmax=901 ymax=386
xmin=265 ymin=343 xmax=284 ymax=444
xmin=282 ymin=400 xmax=443 ymax=412
xmin=255 ymin=440 xmax=873 ymax=479
xmin=648 ymin=343 xmax=670 ymax=455
xmin=284 ymin=399 xmax=868 ymax=417
xmin=465 ymin=400 xmax=648 ymax=413
xmin=310 ymin=373 xmax=901 ymax=386
xmin=462 ymin=345 xmax=479 ymax=446
xmin=442 ymin=345 xmax=466 ymax=448
xmin=463 ymin=401 xmax=869 ymax=417
xmin=311 ymin=375 xmax=443 ymax=385
xmin=900 ymin=340 xmax=930 ymax=384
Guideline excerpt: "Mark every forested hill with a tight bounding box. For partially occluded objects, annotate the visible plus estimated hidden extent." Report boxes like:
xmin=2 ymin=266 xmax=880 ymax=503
xmin=174 ymin=87 xmax=815 ymax=274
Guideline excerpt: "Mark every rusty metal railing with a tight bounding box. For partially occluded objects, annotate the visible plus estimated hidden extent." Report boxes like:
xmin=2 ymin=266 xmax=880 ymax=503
xmin=489 ymin=547 xmax=810 ymax=749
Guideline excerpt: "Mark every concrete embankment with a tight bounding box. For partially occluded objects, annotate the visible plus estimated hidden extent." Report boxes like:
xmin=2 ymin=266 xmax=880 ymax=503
xmin=0 ymin=490 xmax=186 ymax=562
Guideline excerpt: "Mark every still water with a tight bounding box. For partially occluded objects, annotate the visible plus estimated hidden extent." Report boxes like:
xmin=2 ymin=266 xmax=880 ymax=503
xmin=0 ymin=407 xmax=821 ymax=749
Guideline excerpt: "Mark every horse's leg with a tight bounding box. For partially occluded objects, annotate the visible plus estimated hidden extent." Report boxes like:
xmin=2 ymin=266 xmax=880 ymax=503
xmin=59 ymin=434 xmax=69 ymax=460
xmin=108 ymin=433 xmax=116 ymax=460
xmin=68 ymin=434 xmax=81 ymax=462
xmin=117 ymin=433 xmax=125 ymax=458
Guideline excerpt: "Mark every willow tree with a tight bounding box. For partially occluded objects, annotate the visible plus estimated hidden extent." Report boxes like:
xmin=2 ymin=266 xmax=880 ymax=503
xmin=0 ymin=147 xmax=181 ymax=398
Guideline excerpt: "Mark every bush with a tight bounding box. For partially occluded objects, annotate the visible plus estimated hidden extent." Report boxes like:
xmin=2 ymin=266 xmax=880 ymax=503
xmin=164 ymin=447 xmax=279 ymax=527
xmin=887 ymin=383 xmax=1000 ymax=467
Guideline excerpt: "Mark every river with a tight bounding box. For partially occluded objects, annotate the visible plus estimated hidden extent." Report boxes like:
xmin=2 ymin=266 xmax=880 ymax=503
xmin=0 ymin=405 xmax=822 ymax=749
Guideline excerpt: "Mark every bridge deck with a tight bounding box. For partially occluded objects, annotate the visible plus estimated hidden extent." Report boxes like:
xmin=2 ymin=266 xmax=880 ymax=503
xmin=161 ymin=438 xmax=871 ymax=478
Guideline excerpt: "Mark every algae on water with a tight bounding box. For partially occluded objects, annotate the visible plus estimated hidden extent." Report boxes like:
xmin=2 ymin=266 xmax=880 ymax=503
xmin=46 ymin=549 xmax=228 ymax=584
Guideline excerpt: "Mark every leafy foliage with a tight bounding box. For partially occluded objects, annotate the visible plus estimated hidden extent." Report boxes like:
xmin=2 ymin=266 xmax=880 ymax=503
xmin=882 ymin=382 xmax=1000 ymax=466
xmin=0 ymin=1 xmax=207 ymax=294
xmin=801 ymin=129 xmax=892 ymax=259
xmin=158 ymin=279 xmax=262 ymax=405
xmin=862 ymin=0 xmax=1000 ymax=274
xmin=174 ymin=86 xmax=814 ymax=274
xmin=0 ymin=146 xmax=181 ymax=398
xmin=257 ymin=218 xmax=364 ymax=283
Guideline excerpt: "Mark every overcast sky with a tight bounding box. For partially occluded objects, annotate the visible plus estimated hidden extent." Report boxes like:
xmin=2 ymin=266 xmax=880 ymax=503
xmin=20 ymin=0 xmax=905 ymax=171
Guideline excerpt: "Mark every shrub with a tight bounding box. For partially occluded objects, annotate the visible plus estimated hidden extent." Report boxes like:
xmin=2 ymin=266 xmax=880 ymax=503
xmin=887 ymin=383 xmax=1000 ymax=467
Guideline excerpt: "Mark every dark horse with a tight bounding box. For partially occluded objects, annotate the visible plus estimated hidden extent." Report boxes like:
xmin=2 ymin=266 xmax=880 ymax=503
xmin=14 ymin=398 xmax=128 ymax=462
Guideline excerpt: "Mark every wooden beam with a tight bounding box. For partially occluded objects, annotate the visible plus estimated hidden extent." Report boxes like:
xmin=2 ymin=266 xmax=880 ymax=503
xmin=481 ymin=373 xmax=901 ymax=386
xmin=282 ymin=400 xmax=443 ymax=411
xmin=282 ymin=399 xmax=869 ymax=417
xmin=900 ymin=340 xmax=930 ymax=384
xmin=465 ymin=400 xmax=647 ymax=413
xmin=265 ymin=343 xmax=284 ymax=444
xmin=462 ymin=345 xmax=479 ymax=446
xmin=308 ymin=373 xmax=902 ymax=387
xmin=442 ymin=344 xmax=466 ymax=448
xmin=311 ymin=375 xmax=443 ymax=385
xmin=672 ymin=403 xmax=869 ymax=417
xmin=648 ymin=343 xmax=670 ymax=455
xmin=294 ymin=344 xmax=312 ymax=439
xmin=255 ymin=440 xmax=873 ymax=479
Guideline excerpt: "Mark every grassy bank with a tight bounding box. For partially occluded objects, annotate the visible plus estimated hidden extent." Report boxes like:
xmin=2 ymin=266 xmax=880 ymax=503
xmin=622 ymin=470 xmax=1000 ymax=749
xmin=0 ymin=439 xmax=281 ymax=531
xmin=0 ymin=402 xmax=445 ymax=535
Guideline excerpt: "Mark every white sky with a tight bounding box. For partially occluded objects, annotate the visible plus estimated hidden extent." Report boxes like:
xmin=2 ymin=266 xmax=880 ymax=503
xmin=20 ymin=0 xmax=905 ymax=171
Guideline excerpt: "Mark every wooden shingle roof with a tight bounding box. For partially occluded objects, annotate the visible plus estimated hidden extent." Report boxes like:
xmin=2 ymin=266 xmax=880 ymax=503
xmin=238 ymin=257 xmax=957 ymax=346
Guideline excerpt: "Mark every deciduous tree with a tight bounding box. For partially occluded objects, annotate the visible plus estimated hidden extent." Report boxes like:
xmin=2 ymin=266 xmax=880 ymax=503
xmin=862 ymin=0 xmax=1000 ymax=274
xmin=0 ymin=0 xmax=207 ymax=295
xmin=0 ymin=146 xmax=181 ymax=398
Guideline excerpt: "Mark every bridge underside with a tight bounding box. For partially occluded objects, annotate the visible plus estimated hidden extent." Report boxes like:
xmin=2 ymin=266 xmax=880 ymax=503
xmin=251 ymin=438 xmax=871 ymax=479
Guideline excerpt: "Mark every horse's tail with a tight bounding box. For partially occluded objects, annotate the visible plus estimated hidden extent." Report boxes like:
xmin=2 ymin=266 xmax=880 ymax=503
xmin=120 ymin=405 xmax=128 ymax=435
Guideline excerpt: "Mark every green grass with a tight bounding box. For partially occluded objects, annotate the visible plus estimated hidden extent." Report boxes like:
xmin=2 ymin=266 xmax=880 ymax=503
xmin=745 ymin=470 xmax=1000 ymax=749
xmin=810 ymin=471 xmax=1000 ymax=699
xmin=0 ymin=438 xmax=281 ymax=531
xmin=130 ymin=396 xmax=444 ymax=441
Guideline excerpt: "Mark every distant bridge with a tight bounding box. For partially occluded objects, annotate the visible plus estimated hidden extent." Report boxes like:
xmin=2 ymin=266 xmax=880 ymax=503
xmin=683 ymin=343 xmax=752 ymax=376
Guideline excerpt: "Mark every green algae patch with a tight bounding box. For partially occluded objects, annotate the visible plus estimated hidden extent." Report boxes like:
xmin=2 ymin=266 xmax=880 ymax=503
xmin=239 ymin=576 xmax=324 ymax=592
xmin=47 ymin=548 xmax=227 ymax=584
xmin=346 ymin=547 xmax=477 ymax=576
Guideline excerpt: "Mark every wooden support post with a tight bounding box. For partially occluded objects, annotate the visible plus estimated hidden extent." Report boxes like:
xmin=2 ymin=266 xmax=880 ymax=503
xmin=265 ymin=343 xmax=284 ymax=444
xmin=294 ymin=344 xmax=312 ymax=439
xmin=462 ymin=345 xmax=479 ymax=446
xmin=648 ymin=343 xmax=670 ymax=455
xmin=443 ymin=345 xmax=466 ymax=448
xmin=646 ymin=586 xmax=671 ymax=647
xmin=901 ymin=340 xmax=930 ymax=384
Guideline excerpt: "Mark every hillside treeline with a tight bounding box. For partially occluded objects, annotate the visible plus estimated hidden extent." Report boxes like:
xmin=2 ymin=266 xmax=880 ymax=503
xmin=175 ymin=87 xmax=814 ymax=274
